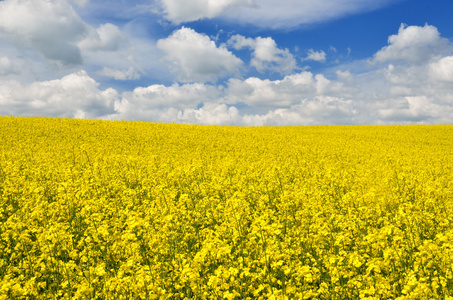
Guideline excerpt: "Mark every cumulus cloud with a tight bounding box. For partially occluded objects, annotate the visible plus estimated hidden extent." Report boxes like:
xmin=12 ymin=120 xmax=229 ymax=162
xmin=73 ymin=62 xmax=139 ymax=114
xmin=304 ymin=49 xmax=326 ymax=62
xmin=2 ymin=23 xmax=453 ymax=126
xmin=226 ymin=72 xmax=344 ymax=109
xmin=376 ymin=96 xmax=453 ymax=124
xmin=429 ymin=56 xmax=453 ymax=82
xmin=224 ymin=52 xmax=453 ymax=125
xmin=372 ymin=24 xmax=450 ymax=65
xmin=242 ymin=96 xmax=357 ymax=126
xmin=78 ymin=23 xmax=127 ymax=52
xmin=0 ymin=71 xmax=118 ymax=118
xmin=228 ymin=35 xmax=297 ymax=74
xmin=159 ymin=0 xmax=398 ymax=29
xmin=2 ymin=61 xmax=453 ymax=125
xmin=178 ymin=103 xmax=240 ymax=125
xmin=114 ymin=82 xmax=221 ymax=120
xmin=110 ymin=77 xmax=354 ymax=125
xmin=160 ymin=0 xmax=255 ymax=24
xmin=156 ymin=27 xmax=243 ymax=82
xmin=0 ymin=0 xmax=88 ymax=65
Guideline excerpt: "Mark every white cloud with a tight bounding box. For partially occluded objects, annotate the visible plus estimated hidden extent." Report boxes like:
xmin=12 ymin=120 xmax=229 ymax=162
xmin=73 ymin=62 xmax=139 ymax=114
xmin=78 ymin=23 xmax=127 ymax=52
xmin=377 ymin=96 xmax=453 ymax=124
xmin=227 ymin=34 xmax=255 ymax=50
xmin=160 ymin=0 xmax=255 ymax=24
xmin=0 ymin=70 xmax=117 ymax=118
xmin=429 ymin=56 xmax=453 ymax=82
xmin=372 ymin=24 xmax=449 ymax=65
xmin=109 ymin=77 xmax=355 ymax=125
xmin=0 ymin=0 xmax=88 ymax=65
xmin=114 ymin=82 xmax=221 ymax=120
xmin=2 ymin=59 xmax=453 ymax=125
xmin=226 ymin=74 xmax=313 ymax=108
xmin=242 ymin=96 xmax=357 ymax=126
xmin=159 ymin=0 xmax=399 ymax=29
xmin=304 ymin=49 xmax=326 ymax=63
xmin=228 ymin=35 xmax=297 ymax=74
xmin=225 ymin=71 xmax=344 ymax=109
xmin=2 ymin=22 xmax=453 ymax=126
xmin=178 ymin=103 xmax=240 ymax=125
xmin=96 ymin=67 xmax=140 ymax=80
xmin=0 ymin=0 xmax=130 ymax=70
xmin=156 ymin=27 xmax=243 ymax=82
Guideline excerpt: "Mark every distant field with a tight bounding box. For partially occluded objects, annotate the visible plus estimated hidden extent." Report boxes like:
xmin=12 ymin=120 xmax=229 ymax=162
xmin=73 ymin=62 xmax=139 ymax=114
xmin=1 ymin=117 xmax=452 ymax=299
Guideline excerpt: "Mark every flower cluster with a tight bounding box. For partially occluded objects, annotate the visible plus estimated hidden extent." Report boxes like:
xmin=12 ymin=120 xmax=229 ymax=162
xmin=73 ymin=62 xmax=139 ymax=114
xmin=1 ymin=117 xmax=452 ymax=299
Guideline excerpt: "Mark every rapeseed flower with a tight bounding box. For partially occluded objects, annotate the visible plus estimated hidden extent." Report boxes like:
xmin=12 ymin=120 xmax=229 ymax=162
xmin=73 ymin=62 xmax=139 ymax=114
xmin=0 ymin=117 xmax=452 ymax=299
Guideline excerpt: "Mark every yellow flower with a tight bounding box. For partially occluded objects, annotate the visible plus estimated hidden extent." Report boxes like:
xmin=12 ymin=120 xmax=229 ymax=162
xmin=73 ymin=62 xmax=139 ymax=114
xmin=1 ymin=117 xmax=452 ymax=299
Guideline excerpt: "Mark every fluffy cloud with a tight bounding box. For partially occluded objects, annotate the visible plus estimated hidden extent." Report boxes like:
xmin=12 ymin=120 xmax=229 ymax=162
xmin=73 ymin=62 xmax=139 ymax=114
xmin=78 ymin=23 xmax=127 ymax=52
xmin=226 ymin=72 xmax=344 ymax=109
xmin=429 ymin=56 xmax=453 ymax=82
xmin=223 ymin=50 xmax=453 ymax=125
xmin=159 ymin=0 xmax=398 ymax=29
xmin=0 ymin=71 xmax=118 ymax=118
xmin=0 ymin=0 xmax=88 ymax=65
xmin=228 ymin=35 xmax=297 ymax=74
xmin=2 ymin=62 xmax=453 ymax=125
xmin=159 ymin=0 xmax=255 ymax=23
xmin=156 ymin=27 xmax=243 ymax=82
xmin=109 ymin=70 xmax=357 ymax=125
xmin=178 ymin=103 xmax=240 ymax=125
xmin=372 ymin=24 xmax=450 ymax=65
xmin=2 ymin=24 xmax=453 ymax=126
xmin=304 ymin=49 xmax=327 ymax=62
xmin=376 ymin=96 xmax=453 ymax=124
xmin=114 ymin=82 xmax=222 ymax=120
xmin=242 ymin=96 xmax=357 ymax=126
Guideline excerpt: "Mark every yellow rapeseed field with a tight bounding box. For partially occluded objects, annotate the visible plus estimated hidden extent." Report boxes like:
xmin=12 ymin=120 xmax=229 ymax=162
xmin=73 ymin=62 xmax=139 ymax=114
xmin=1 ymin=116 xmax=452 ymax=299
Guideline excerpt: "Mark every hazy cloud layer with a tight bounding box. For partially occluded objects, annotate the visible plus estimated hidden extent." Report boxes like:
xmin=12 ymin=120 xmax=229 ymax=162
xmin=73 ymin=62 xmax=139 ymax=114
xmin=160 ymin=0 xmax=255 ymax=24
xmin=0 ymin=0 xmax=131 ymax=72
xmin=0 ymin=0 xmax=88 ymax=65
xmin=96 ymin=67 xmax=141 ymax=80
xmin=159 ymin=0 xmax=400 ymax=29
xmin=78 ymin=23 xmax=127 ymax=52
xmin=0 ymin=56 xmax=20 ymax=75
xmin=69 ymin=0 xmax=90 ymax=7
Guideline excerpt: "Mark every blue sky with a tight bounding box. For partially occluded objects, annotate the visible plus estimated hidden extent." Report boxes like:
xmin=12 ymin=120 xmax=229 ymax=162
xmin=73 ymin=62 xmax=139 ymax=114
xmin=1 ymin=0 xmax=453 ymax=125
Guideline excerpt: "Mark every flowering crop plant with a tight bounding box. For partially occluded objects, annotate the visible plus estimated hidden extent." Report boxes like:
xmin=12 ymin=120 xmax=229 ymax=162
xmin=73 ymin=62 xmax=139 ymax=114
xmin=1 ymin=116 xmax=452 ymax=299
